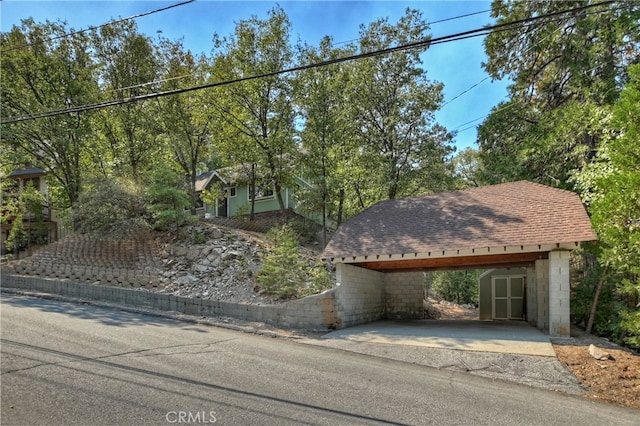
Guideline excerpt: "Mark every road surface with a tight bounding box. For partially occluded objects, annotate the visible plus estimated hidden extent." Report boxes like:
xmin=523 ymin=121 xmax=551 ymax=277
xmin=1 ymin=293 xmax=637 ymax=425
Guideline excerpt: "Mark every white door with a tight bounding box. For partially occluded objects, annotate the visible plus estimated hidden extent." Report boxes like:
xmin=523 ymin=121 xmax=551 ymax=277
xmin=492 ymin=276 xmax=525 ymax=320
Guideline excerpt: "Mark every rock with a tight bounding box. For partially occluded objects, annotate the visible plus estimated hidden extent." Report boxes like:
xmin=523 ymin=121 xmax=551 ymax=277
xmin=589 ymin=344 xmax=613 ymax=361
xmin=194 ymin=264 xmax=211 ymax=273
xmin=173 ymin=246 xmax=188 ymax=257
xmin=185 ymin=247 xmax=201 ymax=261
xmin=176 ymin=274 xmax=197 ymax=285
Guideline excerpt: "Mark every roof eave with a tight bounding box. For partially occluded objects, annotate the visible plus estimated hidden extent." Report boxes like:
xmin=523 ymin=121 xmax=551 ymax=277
xmin=323 ymin=241 xmax=589 ymax=263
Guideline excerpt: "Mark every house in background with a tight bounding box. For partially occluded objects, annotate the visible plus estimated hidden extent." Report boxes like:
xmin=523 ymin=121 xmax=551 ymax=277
xmin=194 ymin=164 xmax=321 ymax=223
xmin=1 ymin=165 xmax=58 ymax=255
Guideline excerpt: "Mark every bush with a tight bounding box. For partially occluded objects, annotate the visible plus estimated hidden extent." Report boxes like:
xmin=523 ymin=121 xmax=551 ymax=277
xmin=429 ymin=270 xmax=480 ymax=305
xmin=148 ymin=166 xmax=193 ymax=236
xmin=73 ymin=177 xmax=149 ymax=238
xmin=257 ymin=225 xmax=333 ymax=299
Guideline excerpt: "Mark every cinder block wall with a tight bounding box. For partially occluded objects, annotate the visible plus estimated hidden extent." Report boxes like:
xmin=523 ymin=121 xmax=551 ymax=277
xmin=549 ymin=250 xmax=571 ymax=337
xmin=384 ymin=272 xmax=424 ymax=319
xmin=334 ymin=263 xmax=385 ymax=328
xmin=526 ymin=266 xmax=537 ymax=327
xmin=1 ymin=274 xmax=339 ymax=331
xmin=535 ymin=259 xmax=549 ymax=332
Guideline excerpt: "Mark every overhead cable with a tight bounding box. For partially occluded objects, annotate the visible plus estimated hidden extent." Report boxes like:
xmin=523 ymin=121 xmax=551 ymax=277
xmin=0 ymin=0 xmax=196 ymax=54
xmin=1 ymin=0 xmax=616 ymax=124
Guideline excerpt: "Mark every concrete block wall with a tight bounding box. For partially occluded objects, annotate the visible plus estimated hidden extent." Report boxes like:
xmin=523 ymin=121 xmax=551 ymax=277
xmin=1 ymin=274 xmax=338 ymax=331
xmin=548 ymin=250 xmax=571 ymax=337
xmin=535 ymin=259 xmax=549 ymax=332
xmin=334 ymin=263 xmax=385 ymax=328
xmin=526 ymin=267 xmax=537 ymax=327
xmin=384 ymin=272 xmax=424 ymax=319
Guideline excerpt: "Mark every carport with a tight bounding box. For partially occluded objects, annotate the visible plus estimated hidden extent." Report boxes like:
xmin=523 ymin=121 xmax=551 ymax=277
xmin=321 ymin=181 xmax=597 ymax=337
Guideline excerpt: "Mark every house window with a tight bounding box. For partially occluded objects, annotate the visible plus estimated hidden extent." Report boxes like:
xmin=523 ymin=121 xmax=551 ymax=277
xmin=249 ymin=180 xmax=275 ymax=200
xmin=228 ymin=187 xmax=237 ymax=197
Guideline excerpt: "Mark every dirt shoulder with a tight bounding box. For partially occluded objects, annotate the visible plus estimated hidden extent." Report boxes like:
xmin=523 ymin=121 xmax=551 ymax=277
xmin=552 ymin=330 xmax=640 ymax=410
xmin=429 ymin=298 xmax=639 ymax=410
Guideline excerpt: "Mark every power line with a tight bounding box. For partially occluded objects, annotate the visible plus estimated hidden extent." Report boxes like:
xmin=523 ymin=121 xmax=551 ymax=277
xmin=108 ymin=7 xmax=494 ymax=95
xmin=332 ymin=8 xmax=492 ymax=47
xmin=0 ymin=0 xmax=196 ymax=54
xmin=1 ymin=0 xmax=616 ymax=125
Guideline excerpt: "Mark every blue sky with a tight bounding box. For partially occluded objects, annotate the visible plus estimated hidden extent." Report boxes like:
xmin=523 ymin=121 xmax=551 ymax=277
xmin=1 ymin=0 xmax=510 ymax=151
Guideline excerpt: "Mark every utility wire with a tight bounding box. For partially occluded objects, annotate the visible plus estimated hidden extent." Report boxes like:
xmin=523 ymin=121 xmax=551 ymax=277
xmin=1 ymin=0 xmax=616 ymax=124
xmin=106 ymin=7 xmax=495 ymax=96
xmin=332 ymin=8 xmax=492 ymax=47
xmin=0 ymin=0 xmax=196 ymax=54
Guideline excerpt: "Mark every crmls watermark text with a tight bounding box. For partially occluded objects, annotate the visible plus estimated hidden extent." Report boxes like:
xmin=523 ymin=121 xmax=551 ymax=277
xmin=166 ymin=411 xmax=217 ymax=424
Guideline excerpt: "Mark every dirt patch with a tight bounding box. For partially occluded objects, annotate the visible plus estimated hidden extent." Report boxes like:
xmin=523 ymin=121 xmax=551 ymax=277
xmin=431 ymin=298 xmax=640 ymax=410
xmin=552 ymin=331 xmax=640 ymax=410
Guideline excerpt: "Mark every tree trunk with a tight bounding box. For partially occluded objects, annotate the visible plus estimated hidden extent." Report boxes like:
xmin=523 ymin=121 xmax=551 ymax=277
xmin=337 ymin=188 xmax=345 ymax=226
xmin=586 ymin=266 xmax=608 ymax=334
xmin=249 ymin=163 xmax=256 ymax=221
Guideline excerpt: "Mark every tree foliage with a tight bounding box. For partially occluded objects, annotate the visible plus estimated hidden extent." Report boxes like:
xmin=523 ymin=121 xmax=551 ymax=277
xmin=210 ymin=6 xmax=297 ymax=218
xmin=574 ymin=65 xmax=640 ymax=348
xmin=428 ymin=270 xmax=481 ymax=305
xmin=73 ymin=177 xmax=148 ymax=238
xmin=91 ymin=21 xmax=162 ymax=183
xmin=257 ymin=225 xmax=332 ymax=299
xmin=478 ymin=1 xmax=640 ymax=187
xmin=480 ymin=1 xmax=639 ymax=346
xmin=147 ymin=166 xmax=193 ymax=237
xmin=156 ymin=38 xmax=213 ymax=208
xmin=347 ymin=9 xmax=454 ymax=202
xmin=1 ymin=19 xmax=97 ymax=207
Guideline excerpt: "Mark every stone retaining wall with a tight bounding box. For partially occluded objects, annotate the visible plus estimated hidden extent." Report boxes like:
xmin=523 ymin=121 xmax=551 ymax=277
xmin=1 ymin=274 xmax=340 ymax=330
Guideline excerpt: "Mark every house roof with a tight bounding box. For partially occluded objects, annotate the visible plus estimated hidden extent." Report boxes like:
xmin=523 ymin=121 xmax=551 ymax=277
xmin=196 ymin=163 xmax=283 ymax=190
xmin=8 ymin=166 xmax=46 ymax=178
xmin=322 ymin=181 xmax=597 ymax=262
xmin=194 ymin=171 xmax=214 ymax=193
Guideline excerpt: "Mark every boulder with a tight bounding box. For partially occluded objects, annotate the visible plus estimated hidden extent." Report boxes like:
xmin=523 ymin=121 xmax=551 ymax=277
xmin=588 ymin=344 xmax=613 ymax=361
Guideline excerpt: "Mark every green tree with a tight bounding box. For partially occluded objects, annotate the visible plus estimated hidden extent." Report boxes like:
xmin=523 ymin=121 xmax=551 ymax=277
xmin=1 ymin=19 xmax=98 ymax=207
xmin=451 ymin=147 xmax=486 ymax=189
xmin=147 ymin=166 xmax=192 ymax=237
xmin=210 ymin=6 xmax=296 ymax=219
xmin=295 ymin=36 xmax=354 ymax=244
xmin=1 ymin=181 xmax=47 ymax=256
xmin=347 ymin=8 xmax=454 ymax=202
xmin=478 ymin=0 xmax=640 ymax=186
xmin=155 ymin=39 xmax=214 ymax=209
xmin=575 ymin=65 xmax=640 ymax=348
xmin=73 ymin=177 xmax=148 ymax=238
xmin=91 ymin=21 xmax=162 ymax=182
xmin=429 ymin=270 xmax=481 ymax=305
xmin=257 ymin=225 xmax=332 ymax=298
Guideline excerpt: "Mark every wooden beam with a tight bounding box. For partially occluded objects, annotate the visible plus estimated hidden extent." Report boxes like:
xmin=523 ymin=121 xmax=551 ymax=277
xmin=353 ymin=252 xmax=549 ymax=272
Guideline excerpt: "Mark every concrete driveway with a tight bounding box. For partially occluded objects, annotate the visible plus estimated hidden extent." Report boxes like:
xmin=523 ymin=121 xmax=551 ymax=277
xmin=322 ymin=320 xmax=557 ymax=357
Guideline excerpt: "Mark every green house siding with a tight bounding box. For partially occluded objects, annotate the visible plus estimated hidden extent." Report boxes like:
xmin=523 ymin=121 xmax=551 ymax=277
xmin=228 ymin=186 xmax=294 ymax=217
xmin=205 ymin=182 xmax=297 ymax=218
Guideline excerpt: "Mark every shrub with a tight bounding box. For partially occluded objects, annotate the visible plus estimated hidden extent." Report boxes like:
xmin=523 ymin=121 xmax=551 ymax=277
xmin=257 ymin=225 xmax=333 ymax=299
xmin=73 ymin=177 xmax=149 ymax=238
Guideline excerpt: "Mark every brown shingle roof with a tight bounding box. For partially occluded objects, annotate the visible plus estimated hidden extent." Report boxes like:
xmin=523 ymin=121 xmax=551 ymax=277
xmin=322 ymin=181 xmax=597 ymax=259
xmin=194 ymin=171 xmax=214 ymax=193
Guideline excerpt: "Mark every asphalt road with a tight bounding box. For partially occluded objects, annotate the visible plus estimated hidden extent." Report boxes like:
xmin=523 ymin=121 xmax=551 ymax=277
xmin=1 ymin=294 xmax=637 ymax=426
